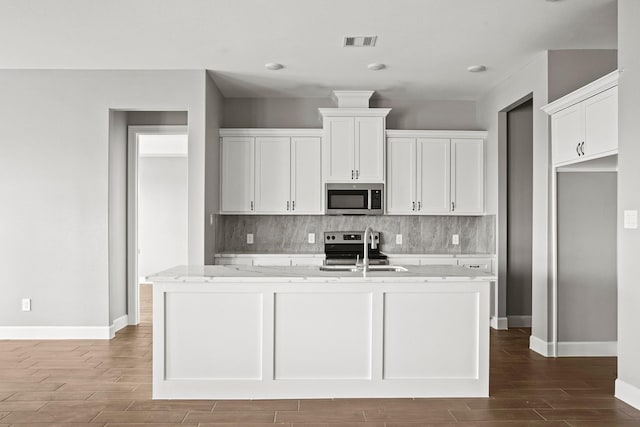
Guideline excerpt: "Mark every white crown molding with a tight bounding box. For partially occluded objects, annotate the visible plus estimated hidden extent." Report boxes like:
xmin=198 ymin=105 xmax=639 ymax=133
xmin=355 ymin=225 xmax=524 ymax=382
xmin=332 ymin=90 xmax=375 ymax=108
xmin=318 ymin=108 xmax=391 ymax=118
xmin=541 ymin=70 xmax=619 ymax=115
xmin=219 ymin=128 xmax=322 ymax=137
xmin=616 ymin=379 xmax=640 ymax=411
xmin=386 ymin=129 xmax=488 ymax=139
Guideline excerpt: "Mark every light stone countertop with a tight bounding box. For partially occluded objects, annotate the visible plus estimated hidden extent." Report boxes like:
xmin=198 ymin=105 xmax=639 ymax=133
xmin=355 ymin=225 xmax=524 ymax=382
xmin=149 ymin=264 xmax=497 ymax=283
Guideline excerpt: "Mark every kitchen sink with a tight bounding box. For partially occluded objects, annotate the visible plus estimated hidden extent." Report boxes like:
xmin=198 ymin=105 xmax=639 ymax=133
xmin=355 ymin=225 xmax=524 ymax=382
xmin=319 ymin=265 xmax=408 ymax=272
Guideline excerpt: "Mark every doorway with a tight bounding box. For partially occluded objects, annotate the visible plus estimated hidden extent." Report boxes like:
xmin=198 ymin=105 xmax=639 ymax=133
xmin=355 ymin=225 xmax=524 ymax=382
xmin=506 ymin=99 xmax=533 ymax=327
xmin=127 ymin=126 xmax=188 ymax=325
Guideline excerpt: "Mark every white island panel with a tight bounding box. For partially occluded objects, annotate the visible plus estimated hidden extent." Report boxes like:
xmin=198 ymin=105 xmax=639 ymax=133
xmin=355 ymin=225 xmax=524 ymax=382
xmin=164 ymin=292 xmax=263 ymax=380
xmin=384 ymin=292 xmax=479 ymax=379
xmin=275 ymin=292 xmax=372 ymax=380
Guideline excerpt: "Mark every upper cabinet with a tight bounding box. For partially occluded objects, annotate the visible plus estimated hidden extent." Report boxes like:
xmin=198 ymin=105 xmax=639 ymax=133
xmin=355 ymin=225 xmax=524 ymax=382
xmin=220 ymin=129 xmax=322 ymax=215
xmin=543 ymin=70 xmax=618 ymax=166
xmin=319 ymin=109 xmax=390 ymax=183
xmin=386 ymin=131 xmax=486 ymax=215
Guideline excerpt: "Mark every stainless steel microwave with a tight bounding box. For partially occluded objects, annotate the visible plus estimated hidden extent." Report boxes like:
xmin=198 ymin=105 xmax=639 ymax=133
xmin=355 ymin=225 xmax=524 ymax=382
xmin=326 ymin=183 xmax=384 ymax=215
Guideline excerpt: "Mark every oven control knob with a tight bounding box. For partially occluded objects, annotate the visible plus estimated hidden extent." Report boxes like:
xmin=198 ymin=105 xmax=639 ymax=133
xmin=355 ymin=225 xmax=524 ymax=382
xmin=326 ymin=235 xmax=330 ymax=240
xmin=331 ymin=235 xmax=336 ymax=240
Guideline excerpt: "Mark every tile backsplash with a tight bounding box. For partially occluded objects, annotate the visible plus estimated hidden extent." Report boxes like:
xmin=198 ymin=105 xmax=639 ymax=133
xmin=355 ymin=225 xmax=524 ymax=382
xmin=216 ymin=215 xmax=495 ymax=255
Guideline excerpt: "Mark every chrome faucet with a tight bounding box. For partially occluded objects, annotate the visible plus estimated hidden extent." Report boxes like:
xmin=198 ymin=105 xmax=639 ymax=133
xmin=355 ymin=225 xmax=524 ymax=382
xmin=362 ymin=226 xmax=377 ymax=276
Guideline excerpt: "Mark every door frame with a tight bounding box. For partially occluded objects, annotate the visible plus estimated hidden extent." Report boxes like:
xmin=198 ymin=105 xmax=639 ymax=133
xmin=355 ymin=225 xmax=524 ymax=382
xmin=127 ymin=125 xmax=188 ymax=325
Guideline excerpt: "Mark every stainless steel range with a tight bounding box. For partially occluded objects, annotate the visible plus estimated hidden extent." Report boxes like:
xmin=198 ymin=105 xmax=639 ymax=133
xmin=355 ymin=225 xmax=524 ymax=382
xmin=323 ymin=231 xmax=389 ymax=266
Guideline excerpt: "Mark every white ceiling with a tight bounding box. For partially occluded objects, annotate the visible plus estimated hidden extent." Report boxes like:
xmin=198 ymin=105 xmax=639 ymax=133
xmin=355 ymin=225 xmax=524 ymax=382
xmin=0 ymin=0 xmax=617 ymax=100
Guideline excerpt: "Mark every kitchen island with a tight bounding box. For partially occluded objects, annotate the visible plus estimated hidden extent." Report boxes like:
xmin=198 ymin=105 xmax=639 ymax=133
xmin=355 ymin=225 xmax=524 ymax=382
xmin=149 ymin=264 xmax=494 ymax=399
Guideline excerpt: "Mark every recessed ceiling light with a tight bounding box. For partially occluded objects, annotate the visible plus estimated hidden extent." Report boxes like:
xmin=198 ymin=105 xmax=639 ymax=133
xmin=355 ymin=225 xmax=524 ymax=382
xmin=467 ymin=65 xmax=487 ymax=73
xmin=265 ymin=63 xmax=284 ymax=70
xmin=367 ymin=63 xmax=386 ymax=71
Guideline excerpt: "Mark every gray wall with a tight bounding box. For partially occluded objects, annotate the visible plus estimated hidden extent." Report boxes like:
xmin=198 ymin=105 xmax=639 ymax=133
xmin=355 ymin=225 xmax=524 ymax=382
xmin=548 ymin=49 xmax=618 ymax=102
xmin=127 ymin=111 xmax=188 ymax=126
xmin=138 ymin=157 xmax=189 ymax=277
xmin=476 ymin=52 xmax=550 ymax=337
xmin=557 ymin=172 xmax=617 ymax=342
xmin=0 ymin=70 xmax=207 ymax=329
xmin=216 ymin=215 xmax=495 ymax=255
xmin=205 ymin=74 xmax=224 ymax=264
xmin=507 ymin=99 xmax=533 ymax=318
xmin=223 ymin=97 xmax=478 ymax=130
xmin=617 ymin=0 xmax=640 ymax=402
xmin=108 ymin=111 xmax=128 ymax=324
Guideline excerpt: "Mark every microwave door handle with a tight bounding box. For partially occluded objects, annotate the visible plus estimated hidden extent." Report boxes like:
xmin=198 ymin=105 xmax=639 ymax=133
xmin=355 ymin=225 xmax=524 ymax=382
xmin=368 ymin=190 xmax=371 ymax=210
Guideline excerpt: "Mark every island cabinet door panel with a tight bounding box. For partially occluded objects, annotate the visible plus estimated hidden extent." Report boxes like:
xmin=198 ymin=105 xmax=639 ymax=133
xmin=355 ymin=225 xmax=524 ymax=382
xmin=553 ymin=103 xmax=584 ymax=164
xmin=386 ymin=138 xmax=416 ymax=214
xmin=583 ymin=86 xmax=618 ymax=157
xmin=164 ymin=292 xmax=263 ymax=380
xmin=291 ymin=137 xmax=322 ymax=214
xmin=323 ymin=116 xmax=355 ymax=181
xmin=254 ymin=137 xmax=291 ymax=213
xmin=355 ymin=116 xmax=385 ymax=182
xmin=451 ymin=139 xmax=484 ymax=214
xmin=221 ymin=137 xmax=254 ymax=213
xmin=417 ymin=138 xmax=451 ymax=214
xmin=383 ymin=292 xmax=479 ymax=379
xmin=274 ymin=292 xmax=373 ymax=380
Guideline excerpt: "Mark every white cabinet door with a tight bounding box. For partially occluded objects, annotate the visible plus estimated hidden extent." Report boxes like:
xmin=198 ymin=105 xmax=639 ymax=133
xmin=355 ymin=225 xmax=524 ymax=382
xmin=417 ymin=138 xmax=450 ymax=214
xmin=451 ymin=139 xmax=484 ymax=214
xmin=221 ymin=137 xmax=254 ymax=213
xmin=323 ymin=116 xmax=355 ymax=181
xmin=291 ymin=137 xmax=322 ymax=214
xmin=386 ymin=138 xmax=416 ymax=214
xmin=254 ymin=137 xmax=291 ymax=213
xmin=355 ymin=116 xmax=385 ymax=182
xmin=584 ymin=86 xmax=618 ymax=157
xmin=553 ymin=103 xmax=584 ymax=164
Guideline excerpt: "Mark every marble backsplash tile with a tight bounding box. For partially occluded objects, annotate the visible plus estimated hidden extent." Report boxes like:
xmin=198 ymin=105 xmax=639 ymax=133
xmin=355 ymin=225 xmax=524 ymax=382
xmin=216 ymin=215 xmax=495 ymax=254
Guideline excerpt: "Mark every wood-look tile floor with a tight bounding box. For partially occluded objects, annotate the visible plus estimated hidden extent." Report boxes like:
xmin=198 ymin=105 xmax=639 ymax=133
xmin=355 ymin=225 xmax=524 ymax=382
xmin=1 ymin=310 xmax=640 ymax=426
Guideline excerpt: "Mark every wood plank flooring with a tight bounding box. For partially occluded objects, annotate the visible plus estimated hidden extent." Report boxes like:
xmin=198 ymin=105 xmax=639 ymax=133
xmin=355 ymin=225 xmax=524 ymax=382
xmin=1 ymin=293 xmax=639 ymax=426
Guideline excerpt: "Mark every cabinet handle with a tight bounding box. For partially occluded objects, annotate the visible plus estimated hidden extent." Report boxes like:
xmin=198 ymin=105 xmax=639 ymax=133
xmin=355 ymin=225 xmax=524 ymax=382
xmin=412 ymin=201 xmax=416 ymax=211
xmin=418 ymin=201 xmax=421 ymax=211
xmin=576 ymin=142 xmax=581 ymax=156
xmin=356 ymin=170 xmax=359 ymax=179
xmin=451 ymin=201 xmax=455 ymax=212
xmin=351 ymin=170 xmax=354 ymax=179
xmin=250 ymin=201 xmax=254 ymax=211
xmin=292 ymin=200 xmax=295 ymax=211
xmin=286 ymin=201 xmax=290 ymax=211
xmin=580 ymin=141 xmax=585 ymax=156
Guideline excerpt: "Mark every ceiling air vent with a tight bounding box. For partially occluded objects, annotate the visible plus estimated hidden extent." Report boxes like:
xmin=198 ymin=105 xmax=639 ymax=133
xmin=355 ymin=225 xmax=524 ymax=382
xmin=344 ymin=36 xmax=377 ymax=47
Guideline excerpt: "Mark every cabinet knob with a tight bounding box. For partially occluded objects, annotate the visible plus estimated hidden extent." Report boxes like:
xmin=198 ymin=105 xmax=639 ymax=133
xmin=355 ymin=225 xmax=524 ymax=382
xmin=451 ymin=201 xmax=455 ymax=212
xmin=292 ymin=200 xmax=295 ymax=211
xmin=287 ymin=201 xmax=290 ymax=211
xmin=412 ymin=201 xmax=416 ymax=211
xmin=418 ymin=201 xmax=421 ymax=211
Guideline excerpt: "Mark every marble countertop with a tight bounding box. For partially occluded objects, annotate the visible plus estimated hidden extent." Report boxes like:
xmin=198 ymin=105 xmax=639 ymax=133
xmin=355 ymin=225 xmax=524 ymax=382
xmin=149 ymin=264 xmax=497 ymax=283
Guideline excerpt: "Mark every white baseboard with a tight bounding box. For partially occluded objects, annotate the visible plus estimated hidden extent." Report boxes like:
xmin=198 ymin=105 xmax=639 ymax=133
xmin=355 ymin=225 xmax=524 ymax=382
xmin=530 ymin=335 xmax=553 ymax=357
xmin=490 ymin=316 xmax=508 ymax=330
xmin=508 ymin=315 xmax=532 ymax=327
xmin=0 ymin=326 xmax=111 ymax=340
xmin=616 ymin=379 xmax=640 ymax=410
xmin=109 ymin=315 xmax=129 ymax=338
xmin=0 ymin=315 xmax=129 ymax=340
xmin=557 ymin=341 xmax=617 ymax=357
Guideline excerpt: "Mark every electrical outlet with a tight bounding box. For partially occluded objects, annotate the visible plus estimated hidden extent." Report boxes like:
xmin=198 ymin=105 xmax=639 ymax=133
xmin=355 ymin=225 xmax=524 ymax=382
xmin=396 ymin=234 xmax=403 ymax=245
xmin=452 ymin=234 xmax=460 ymax=245
xmin=21 ymin=298 xmax=31 ymax=312
xmin=308 ymin=233 xmax=315 ymax=244
xmin=247 ymin=233 xmax=254 ymax=244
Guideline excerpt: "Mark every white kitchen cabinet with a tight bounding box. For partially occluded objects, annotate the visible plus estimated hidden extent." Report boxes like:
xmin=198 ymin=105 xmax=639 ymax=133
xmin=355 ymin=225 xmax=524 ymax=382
xmin=386 ymin=131 xmax=485 ymax=215
xmin=451 ymin=139 xmax=484 ymax=214
xmin=220 ymin=136 xmax=254 ymax=213
xmin=220 ymin=129 xmax=322 ymax=215
xmin=319 ymin=109 xmax=390 ymax=183
xmin=543 ymin=71 xmax=619 ymax=166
